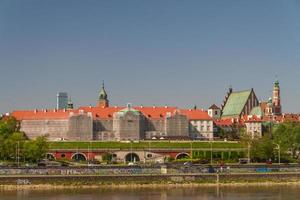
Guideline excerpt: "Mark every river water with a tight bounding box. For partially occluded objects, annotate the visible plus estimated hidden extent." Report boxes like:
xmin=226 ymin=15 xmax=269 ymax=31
xmin=0 ymin=186 xmax=299 ymax=200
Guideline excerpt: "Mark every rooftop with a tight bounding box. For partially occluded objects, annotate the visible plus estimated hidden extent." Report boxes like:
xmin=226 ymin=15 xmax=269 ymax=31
xmin=222 ymin=89 xmax=252 ymax=118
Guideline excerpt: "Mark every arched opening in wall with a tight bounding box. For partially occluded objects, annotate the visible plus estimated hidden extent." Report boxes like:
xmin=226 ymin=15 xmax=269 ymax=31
xmin=71 ymin=153 xmax=87 ymax=162
xmin=175 ymin=153 xmax=190 ymax=160
xmin=125 ymin=153 xmax=140 ymax=162
xmin=46 ymin=153 xmax=55 ymax=161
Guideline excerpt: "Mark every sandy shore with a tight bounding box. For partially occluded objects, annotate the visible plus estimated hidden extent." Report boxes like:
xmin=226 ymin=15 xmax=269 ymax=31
xmin=2 ymin=181 xmax=300 ymax=190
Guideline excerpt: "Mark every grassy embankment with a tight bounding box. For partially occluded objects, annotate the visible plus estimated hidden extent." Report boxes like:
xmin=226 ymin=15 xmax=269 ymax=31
xmin=48 ymin=141 xmax=246 ymax=161
xmin=48 ymin=141 xmax=244 ymax=150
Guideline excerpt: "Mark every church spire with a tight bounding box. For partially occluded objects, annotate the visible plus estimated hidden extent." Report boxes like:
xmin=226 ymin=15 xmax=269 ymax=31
xmin=97 ymin=81 xmax=109 ymax=108
xmin=99 ymin=81 xmax=108 ymax=100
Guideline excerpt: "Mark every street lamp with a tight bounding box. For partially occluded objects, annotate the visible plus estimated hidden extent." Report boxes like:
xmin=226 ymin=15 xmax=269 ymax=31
xmin=210 ymin=141 xmax=213 ymax=165
xmin=130 ymin=140 xmax=133 ymax=162
xmin=274 ymin=143 xmax=280 ymax=165
xmin=247 ymin=142 xmax=251 ymax=164
xmin=16 ymin=141 xmax=20 ymax=167
xmin=88 ymin=141 xmax=91 ymax=166
xmin=190 ymin=141 xmax=193 ymax=160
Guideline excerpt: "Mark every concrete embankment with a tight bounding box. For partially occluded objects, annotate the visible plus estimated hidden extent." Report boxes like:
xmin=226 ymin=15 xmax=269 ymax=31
xmin=2 ymin=173 xmax=300 ymax=187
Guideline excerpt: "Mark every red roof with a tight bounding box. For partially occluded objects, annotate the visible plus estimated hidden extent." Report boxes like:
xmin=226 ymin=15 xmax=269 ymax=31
xmin=12 ymin=106 xmax=212 ymax=121
xmin=180 ymin=109 xmax=212 ymax=120
xmin=245 ymin=115 xmax=262 ymax=123
xmin=136 ymin=106 xmax=178 ymax=119
xmin=79 ymin=106 xmax=124 ymax=119
xmin=12 ymin=109 xmax=76 ymax=120
xmin=214 ymin=119 xmax=234 ymax=126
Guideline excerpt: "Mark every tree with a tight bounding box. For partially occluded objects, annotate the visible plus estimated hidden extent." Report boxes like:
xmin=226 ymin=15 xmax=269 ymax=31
xmin=273 ymin=122 xmax=300 ymax=159
xmin=0 ymin=117 xmax=19 ymax=138
xmin=250 ymin=135 xmax=275 ymax=162
xmin=240 ymin=133 xmax=275 ymax=162
xmin=3 ymin=132 xmax=26 ymax=161
xmin=102 ymin=153 xmax=112 ymax=163
xmin=23 ymin=136 xmax=48 ymax=162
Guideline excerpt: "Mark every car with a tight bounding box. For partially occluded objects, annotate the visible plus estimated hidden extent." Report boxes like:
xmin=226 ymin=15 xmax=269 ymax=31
xmin=183 ymin=161 xmax=193 ymax=167
xmin=239 ymin=158 xmax=249 ymax=164
xmin=207 ymin=165 xmax=215 ymax=173
xmin=37 ymin=162 xmax=47 ymax=167
xmin=128 ymin=162 xmax=137 ymax=166
xmin=198 ymin=159 xmax=209 ymax=164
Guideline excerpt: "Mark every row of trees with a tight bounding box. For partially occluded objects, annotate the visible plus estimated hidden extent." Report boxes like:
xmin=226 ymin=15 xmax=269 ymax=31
xmin=0 ymin=116 xmax=48 ymax=163
xmin=241 ymin=121 xmax=300 ymax=163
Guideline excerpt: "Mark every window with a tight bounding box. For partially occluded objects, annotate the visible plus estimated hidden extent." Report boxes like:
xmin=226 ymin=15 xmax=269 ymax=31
xmin=215 ymin=111 xmax=218 ymax=115
xmin=201 ymin=126 xmax=204 ymax=131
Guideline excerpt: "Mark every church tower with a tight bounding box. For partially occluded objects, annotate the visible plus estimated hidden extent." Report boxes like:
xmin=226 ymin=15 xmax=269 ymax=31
xmin=97 ymin=81 xmax=109 ymax=108
xmin=272 ymin=80 xmax=281 ymax=115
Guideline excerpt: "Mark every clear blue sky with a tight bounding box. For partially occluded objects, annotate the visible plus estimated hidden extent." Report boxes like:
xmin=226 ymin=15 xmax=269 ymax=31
xmin=0 ymin=0 xmax=300 ymax=113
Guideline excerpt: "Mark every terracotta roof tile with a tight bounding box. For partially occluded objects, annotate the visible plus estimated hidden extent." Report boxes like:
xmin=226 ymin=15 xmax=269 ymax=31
xmin=180 ymin=109 xmax=212 ymax=120
xmin=12 ymin=106 xmax=213 ymax=121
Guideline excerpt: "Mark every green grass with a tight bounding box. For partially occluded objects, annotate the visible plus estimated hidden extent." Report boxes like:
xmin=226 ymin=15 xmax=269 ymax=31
xmin=48 ymin=141 xmax=244 ymax=150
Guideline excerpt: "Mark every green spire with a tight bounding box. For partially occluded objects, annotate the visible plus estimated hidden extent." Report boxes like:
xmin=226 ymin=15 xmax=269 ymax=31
xmin=99 ymin=81 xmax=107 ymax=100
xmin=274 ymin=80 xmax=279 ymax=88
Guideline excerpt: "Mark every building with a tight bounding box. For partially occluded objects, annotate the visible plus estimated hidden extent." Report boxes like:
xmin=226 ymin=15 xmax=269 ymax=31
xmin=221 ymin=88 xmax=259 ymax=119
xmin=12 ymin=85 xmax=214 ymax=141
xmin=208 ymin=104 xmax=221 ymax=119
xmin=244 ymin=115 xmax=263 ymax=138
xmin=57 ymin=92 xmax=68 ymax=110
xmin=260 ymin=80 xmax=282 ymax=118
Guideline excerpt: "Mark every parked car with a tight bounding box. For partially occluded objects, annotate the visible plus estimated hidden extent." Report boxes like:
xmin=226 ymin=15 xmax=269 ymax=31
xmin=208 ymin=165 xmax=215 ymax=173
xmin=239 ymin=158 xmax=249 ymax=164
xmin=128 ymin=162 xmax=137 ymax=166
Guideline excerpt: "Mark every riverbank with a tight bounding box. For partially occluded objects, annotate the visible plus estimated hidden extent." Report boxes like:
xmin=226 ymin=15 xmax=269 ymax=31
xmin=1 ymin=173 xmax=300 ymax=189
xmin=2 ymin=181 xmax=300 ymax=190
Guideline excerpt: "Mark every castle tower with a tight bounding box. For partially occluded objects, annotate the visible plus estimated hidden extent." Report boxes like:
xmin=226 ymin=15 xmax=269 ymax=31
xmin=272 ymin=80 xmax=281 ymax=115
xmin=97 ymin=81 xmax=109 ymax=108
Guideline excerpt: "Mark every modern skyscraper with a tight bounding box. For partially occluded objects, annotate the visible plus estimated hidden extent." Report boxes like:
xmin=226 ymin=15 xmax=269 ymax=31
xmin=57 ymin=92 xmax=68 ymax=109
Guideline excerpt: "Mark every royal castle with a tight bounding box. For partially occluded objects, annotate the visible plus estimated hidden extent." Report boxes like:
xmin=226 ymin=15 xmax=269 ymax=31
xmin=11 ymin=81 xmax=290 ymax=141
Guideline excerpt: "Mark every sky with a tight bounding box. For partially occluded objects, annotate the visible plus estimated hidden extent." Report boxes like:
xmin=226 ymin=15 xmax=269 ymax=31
xmin=0 ymin=0 xmax=300 ymax=113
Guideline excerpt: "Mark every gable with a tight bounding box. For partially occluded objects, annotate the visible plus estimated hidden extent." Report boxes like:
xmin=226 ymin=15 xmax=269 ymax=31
xmin=222 ymin=90 xmax=252 ymax=118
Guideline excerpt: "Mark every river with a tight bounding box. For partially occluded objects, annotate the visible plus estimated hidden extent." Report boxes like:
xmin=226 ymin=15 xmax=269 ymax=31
xmin=0 ymin=185 xmax=299 ymax=200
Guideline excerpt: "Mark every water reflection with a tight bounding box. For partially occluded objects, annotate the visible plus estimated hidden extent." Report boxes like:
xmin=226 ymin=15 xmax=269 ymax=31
xmin=0 ymin=185 xmax=299 ymax=200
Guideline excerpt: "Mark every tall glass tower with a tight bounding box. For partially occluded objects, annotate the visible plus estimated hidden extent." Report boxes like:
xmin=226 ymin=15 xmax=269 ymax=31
xmin=57 ymin=92 xmax=68 ymax=109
